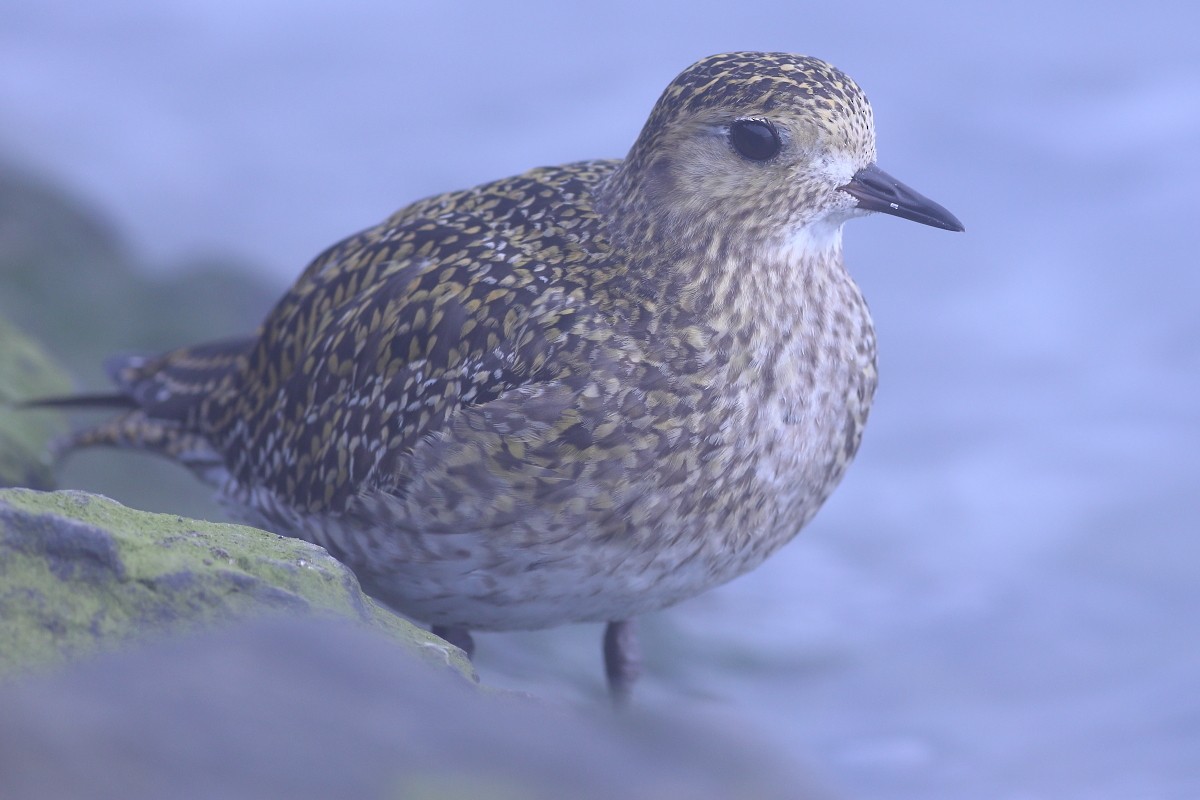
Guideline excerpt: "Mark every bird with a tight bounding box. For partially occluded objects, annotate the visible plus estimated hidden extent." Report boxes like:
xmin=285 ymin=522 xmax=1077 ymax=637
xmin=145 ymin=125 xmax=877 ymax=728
xmin=35 ymin=52 xmax=963 ymax=704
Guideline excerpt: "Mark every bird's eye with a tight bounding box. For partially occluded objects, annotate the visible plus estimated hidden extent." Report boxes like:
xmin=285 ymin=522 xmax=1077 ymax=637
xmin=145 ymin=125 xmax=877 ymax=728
xmin=729 ymin=119 xmax=781 ymax=161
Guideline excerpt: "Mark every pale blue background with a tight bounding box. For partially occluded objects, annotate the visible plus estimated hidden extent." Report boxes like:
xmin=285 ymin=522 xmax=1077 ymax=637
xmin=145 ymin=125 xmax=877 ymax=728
xmin=3 ymin=2 xmax=1197 ymax=798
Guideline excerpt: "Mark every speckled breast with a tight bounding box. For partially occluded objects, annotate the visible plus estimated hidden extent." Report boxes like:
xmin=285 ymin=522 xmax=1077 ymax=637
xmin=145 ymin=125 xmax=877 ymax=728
xmin=257 ymin=268 xmax=880 ymax=632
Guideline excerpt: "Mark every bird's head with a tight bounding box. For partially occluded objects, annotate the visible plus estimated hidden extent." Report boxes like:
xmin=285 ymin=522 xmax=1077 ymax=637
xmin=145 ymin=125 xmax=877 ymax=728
xmin=606 ymin=52 xmax=962 ymax=257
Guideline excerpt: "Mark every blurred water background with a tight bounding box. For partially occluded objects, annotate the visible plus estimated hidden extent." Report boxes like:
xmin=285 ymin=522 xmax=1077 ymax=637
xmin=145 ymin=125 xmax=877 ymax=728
xmin=2 ymin=2 xmax=1197 ymax=798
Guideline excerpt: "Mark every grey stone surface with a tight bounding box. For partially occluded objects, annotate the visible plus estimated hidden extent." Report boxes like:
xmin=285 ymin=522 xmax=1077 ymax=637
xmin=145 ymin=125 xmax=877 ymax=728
xmin=0 ymin=616 xmax=815 ymax=800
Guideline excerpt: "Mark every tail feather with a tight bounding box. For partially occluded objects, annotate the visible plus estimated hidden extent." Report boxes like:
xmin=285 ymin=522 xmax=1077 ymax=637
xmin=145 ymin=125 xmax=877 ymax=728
xmin=24 ymin=336 xmax=254 ymax=486
xmin=49 ymin=409 xmax=228 ymax=486
xmin=105 ymin=337 xmax=255 ymax=424
xmin=17 ymin=393 xmax=137 ymax=411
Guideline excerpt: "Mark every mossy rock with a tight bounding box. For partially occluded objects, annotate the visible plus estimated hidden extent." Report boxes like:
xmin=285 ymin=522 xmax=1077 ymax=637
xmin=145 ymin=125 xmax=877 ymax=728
xmin=0 ymin=488 xmax=474 ymax=681
xmin=0 ymin=318 xmax=72 ymax=490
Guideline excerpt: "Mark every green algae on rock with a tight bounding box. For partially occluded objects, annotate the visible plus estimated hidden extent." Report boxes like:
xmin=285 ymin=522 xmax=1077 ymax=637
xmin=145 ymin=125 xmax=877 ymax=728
xmin=0 ymin=489 xmax=474 ymax=680
xmin=0 ymin=318 xmax=72 ymax=490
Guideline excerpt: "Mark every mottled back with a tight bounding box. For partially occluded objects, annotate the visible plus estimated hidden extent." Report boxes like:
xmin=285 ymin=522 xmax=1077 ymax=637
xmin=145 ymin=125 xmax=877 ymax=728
xmin=203 ymin=162 xmax=624 ymax=514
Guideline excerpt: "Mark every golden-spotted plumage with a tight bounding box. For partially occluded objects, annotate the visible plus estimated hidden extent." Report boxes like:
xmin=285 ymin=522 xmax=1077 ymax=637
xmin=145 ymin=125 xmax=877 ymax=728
xmin=51 ymin=52 xmax=962 ymax=702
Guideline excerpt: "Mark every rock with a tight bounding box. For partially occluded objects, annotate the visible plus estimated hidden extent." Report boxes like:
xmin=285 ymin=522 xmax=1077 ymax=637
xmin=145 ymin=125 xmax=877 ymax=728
xmin=0 ymin=167 xmax=278 ymax=386
xmin=0 ymin=616 xmax=814 ymax=800
xmin=0 ymin=167 xmax=278 ymax=518
xmin=0 ymin=488 xmax=473 ymax=680
xmin=0 ymin=487 xmax=817 ymax=798
xmin=0 ymin=318 xmax=71 ymax=490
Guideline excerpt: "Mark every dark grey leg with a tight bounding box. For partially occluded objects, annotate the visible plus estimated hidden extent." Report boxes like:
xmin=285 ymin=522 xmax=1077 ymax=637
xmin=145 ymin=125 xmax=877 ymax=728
xmin=603 ymin=619 xmax=641 ymax=707
xmin=432 ymin=625 xmax=475 ymax=660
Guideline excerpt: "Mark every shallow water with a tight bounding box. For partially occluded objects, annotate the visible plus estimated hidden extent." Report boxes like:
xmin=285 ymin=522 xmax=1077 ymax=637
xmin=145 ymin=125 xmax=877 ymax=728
xmin=3 ymin=3 xmax=1198 ymax=798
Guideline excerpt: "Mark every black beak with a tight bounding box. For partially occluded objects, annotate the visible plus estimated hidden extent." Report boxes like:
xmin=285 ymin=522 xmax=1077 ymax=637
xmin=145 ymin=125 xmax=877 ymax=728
xmin=841 ymin=163 xmax=964 ymax=232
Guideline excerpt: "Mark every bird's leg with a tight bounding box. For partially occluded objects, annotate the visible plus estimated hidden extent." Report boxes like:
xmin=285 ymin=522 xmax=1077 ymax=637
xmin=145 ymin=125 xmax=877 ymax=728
xmin=603 ymin=618 xmax=641 ymax=707
xmin=432 ymin=625 xmax=475 ymax=660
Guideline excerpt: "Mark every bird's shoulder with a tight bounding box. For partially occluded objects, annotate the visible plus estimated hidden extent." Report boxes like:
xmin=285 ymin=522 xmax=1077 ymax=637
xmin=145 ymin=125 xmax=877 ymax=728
xmin=297 ymin=158 xmax=622 ymax=286
xmin=253 ymin=158 xmax=625 ymax=375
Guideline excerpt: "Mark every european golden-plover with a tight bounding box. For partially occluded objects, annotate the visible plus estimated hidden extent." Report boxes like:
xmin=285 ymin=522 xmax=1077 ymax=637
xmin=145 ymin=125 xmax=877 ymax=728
xmin=42 ymin=52 xmax=963 ymax=703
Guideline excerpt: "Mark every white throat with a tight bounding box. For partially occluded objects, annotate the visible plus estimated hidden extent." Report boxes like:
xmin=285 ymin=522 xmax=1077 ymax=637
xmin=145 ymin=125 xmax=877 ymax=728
xmin=778 ymin=216 xmax=846 ymax=264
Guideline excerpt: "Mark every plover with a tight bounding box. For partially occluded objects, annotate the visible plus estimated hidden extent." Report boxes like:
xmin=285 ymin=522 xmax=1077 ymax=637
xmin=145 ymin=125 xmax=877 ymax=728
xmin=41 ymin=52 xmax=963 ymax=703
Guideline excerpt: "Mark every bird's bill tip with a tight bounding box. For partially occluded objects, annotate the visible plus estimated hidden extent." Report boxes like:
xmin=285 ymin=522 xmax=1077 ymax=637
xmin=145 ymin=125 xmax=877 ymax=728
xmin=840 ymin=164 xmax=964 ymax=232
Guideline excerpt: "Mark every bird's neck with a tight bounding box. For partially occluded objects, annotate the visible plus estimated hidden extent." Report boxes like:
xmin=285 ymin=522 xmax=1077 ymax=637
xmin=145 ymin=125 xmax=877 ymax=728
xmin=596 ymin=158 xmax=853 ymax=327
xmin=699 ymin=230 xmax=859 ymax=366
xmin=604 ymin=219 xmax=853 ymax=339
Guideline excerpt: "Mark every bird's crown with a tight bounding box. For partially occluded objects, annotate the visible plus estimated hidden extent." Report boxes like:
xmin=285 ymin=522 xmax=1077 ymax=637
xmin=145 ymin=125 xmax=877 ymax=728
xmin=637 ymin=52 xmax=875 ymax=158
